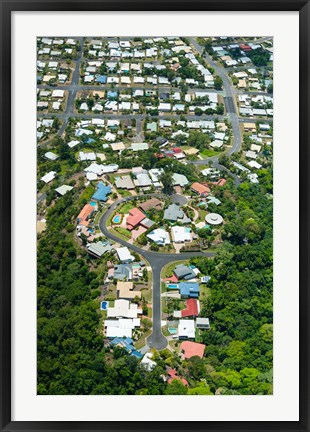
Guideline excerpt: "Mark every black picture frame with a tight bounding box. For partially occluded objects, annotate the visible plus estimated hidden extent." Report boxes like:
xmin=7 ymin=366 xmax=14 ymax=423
xmin=1 ymin=1 xmax=309 ymax=431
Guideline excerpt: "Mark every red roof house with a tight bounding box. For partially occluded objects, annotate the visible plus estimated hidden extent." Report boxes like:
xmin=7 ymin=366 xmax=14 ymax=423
xmin=214 ymin=178 xmax=227 ymax=187
xmin=126 ymin=208 xmax=145 ymax=231
xmin=191 ymin=182 xmax=211 ymax=197
xmin=167 ymin=369 xmax=189 ymax=386
xmin=77 ymin=204 xmax=95 ymax=226
xmin=181 ymin=299 xmax=200 ymax=318
xmin=180 ymin=341 xmax=206 ymax=359
xmin=163 ymin=274 xmax=179 ymax=283
xmin=172 ymin=147 xmax=182 ymax=154
xmin=239 ymin=44 xmax=252 ymax=51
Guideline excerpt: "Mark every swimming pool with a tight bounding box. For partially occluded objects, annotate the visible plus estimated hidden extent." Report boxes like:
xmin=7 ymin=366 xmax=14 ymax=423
xmin=100 ymin=301 xmax=109 ymax=310
xmin=112 ymin=214 xmax=121 ymax=224
xmin=90 ymin=201 xmax=97 ymax=206
xmin=168 ymin=328 xmax=177 ymax=334
xmin=167 ymin=284 xmax=179 ymax=289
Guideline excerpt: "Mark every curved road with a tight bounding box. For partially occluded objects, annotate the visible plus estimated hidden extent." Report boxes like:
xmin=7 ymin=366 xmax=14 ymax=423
xmin=98 ymin=194 xmax=214 ymax=350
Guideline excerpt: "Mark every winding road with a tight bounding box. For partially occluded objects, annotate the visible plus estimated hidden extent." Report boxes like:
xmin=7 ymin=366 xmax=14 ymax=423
xmin=98 ymin=194 xmax=214 ymax=350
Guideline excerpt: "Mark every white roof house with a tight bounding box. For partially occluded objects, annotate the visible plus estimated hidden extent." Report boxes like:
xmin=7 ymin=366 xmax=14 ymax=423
xmin=44 ymin=151 xmax=58 ymax=161
xmin=107 ymin=300 xmax=142 ymax=319
xmin=51 ymin=90 xmax=64 ymax=98
xmin=147 ymin=228 xmax=171 ymax=246
xmin=79 ymin=151 xmax=97 ymax=161
xmin=104 ymin=132 xmax=116 ymax=142
xmin=135 ymin=173 xmax=152 ymax=187
xmin=178 ymin=319 xmax=195 ymax=339
xmin=141 ymin=353 xmax=157 ymax=371
xmin=171 ymin=226 xmax=191 ymax=243
xmin=68 ymin=140 xmax=80 ymax=148
xmin=105 ymin=318 xmax=140 ymax=338
xmin=172 ymin=173 xmax=189 ymax=187
xmin=245 ymin=150 xmax=258 ymax=159
xmin=41 ymin=171 xmax=56 ymax=184
xmin=158 ymin=103 xmax=171 ymax=112
xmin=86 ymin=172 xmax=98 ymax=181
xmin=247 ymin=160 xmax=262 ymax=169
xmin=84 ymin=163 xmax=103 ymax=176
xmin=116 ymin=247 xmax=134 ymax=263
xmin=209 ymin=140 xmax=224 ymax=149
xmin=205 ymin=213 xmax=224 ymax=225
xmin=131 ymin=143 xmax=149 ymax=152
xmin=55 ymin=185 xmax=73 ymax=196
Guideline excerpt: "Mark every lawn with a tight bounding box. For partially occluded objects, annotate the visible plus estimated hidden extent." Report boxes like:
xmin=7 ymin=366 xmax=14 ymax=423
xmin=119 ymin=202 xmax=135 ymax=214
xmin=78 ymin=184 xmax=96 ymax=204
xmin=134 ymin=329 xmax=152 ymax=350
xmin=94 ymin=207 xmax=106 ymax=225
xmin=109 ymin=228 xmax=131 ymax=242
xmin=200 ymin=284 xmax=211 ymax=299
xmin=200 ymin=148 xmax=222 ymax=158
xmin=197 ymin=208 xmax=208 ymax=223
xmin=161 ymin=260 xmax=190 ymax=280
xmin=141 ymin=286 xmax=152 ymax=303
xmin=118 ymin=189 xmax=132 ymax=197
xmin=114 ymin=226 xmax=132 ymax=239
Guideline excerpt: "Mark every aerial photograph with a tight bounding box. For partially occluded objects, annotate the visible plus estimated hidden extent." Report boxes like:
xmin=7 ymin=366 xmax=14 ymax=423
xmin=37 ymin=36 xmax=273 ymax=396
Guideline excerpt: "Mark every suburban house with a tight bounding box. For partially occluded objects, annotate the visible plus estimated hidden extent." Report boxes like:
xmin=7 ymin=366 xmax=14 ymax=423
xmin=174 ymin=299 xmax=200 ymax=318
xmin=171 ymin=226 xmax=191 ymax=243
xmin=196 ymin=317 xmax=211 ymax=330
xmin=139 ymin=198 xmax=162 ymax=212
xmin=77 ymin=203 xmax=96 ymax=226
xmin=174 ymin=264 xmax=196 ymax=280
xmin=109 ymin=337 xmax=142 ymax=359
xmin=113 ymin=264 xmax=133 ymax=280
xmin=147 ymin=228 xmax=171 ymax=246
xmin=178 ymin=319 xmax=195 ymax=339
xmin=114 ymin=175 xmax=135 ymax=190
xmin=91 ymin=182 xmax=112 ymax=202
xmin=105 ymin=317 xmax=140 ymax=338
xmin=107 ymin=299 xmax=142 ymax=319
xmin=115 ymin=247 xmax=134 ymax=263
xmin=55 ymin=185 xmax=73 ymax=196
xmin=126 ymin=208 xmax=146 ymax=231
xmin=164 ymin=204 xmax=191 ymax=224
xmin=179 ymin=282 xmax=200 ymax=298
xmin=87 ymin=241 xmax=114 ymax=258
xmin=166 ymin=369 xmax=188 ymax=386
xmin=117 ymin=281 xmax=141 ymax=300
xmin=191 ymin=182 xmax=211 ymax=197
xmin=180 ymin=341 xmax=206 ymax=359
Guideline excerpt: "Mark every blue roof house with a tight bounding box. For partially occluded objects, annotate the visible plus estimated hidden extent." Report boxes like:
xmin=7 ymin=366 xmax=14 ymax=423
xmin=91 ymin=182 xmax=112 ymax=202
xmin=179 ymin=282 xmax=200 ymax=299
xmin=95 ymin=75 xmax=107 ymax=84
xmin=107 ymin=90 xmax=118 ymax=99
xmin=109 ymin=337 xmax=143 ymax=358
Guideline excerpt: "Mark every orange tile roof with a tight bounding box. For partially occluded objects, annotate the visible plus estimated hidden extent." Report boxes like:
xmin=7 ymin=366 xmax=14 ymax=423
xmin=216 ymin=178 xmax=227 ymax=187
xmin=77 ymin=204 xmax=94 ymax=224
xmin=180 ymin=341 xmax=206 ymax=359
xmin=191 ymin=182 xmax=210 ymax=196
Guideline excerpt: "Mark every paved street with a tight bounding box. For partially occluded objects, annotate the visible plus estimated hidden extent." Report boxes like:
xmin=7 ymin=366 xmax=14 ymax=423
xmin=98 ymin=194 xmax=214 ymax=350
xmin=189 ymin=37 xmax=242 ymax=156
